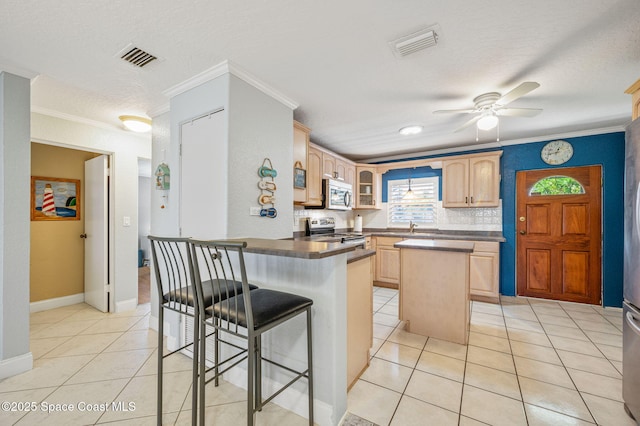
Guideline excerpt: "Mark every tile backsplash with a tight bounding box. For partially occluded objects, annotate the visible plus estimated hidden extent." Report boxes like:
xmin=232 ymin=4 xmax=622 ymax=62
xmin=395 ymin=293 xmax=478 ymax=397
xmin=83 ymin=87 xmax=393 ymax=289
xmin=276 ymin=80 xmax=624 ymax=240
xmin=293 ymin=201 xmax=503 ymax=233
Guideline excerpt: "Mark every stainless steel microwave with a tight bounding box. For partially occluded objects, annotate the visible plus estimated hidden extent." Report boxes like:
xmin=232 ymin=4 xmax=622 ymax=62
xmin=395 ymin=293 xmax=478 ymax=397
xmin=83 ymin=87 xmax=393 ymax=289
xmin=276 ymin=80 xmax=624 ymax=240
xmin=324 ymin=179 xmax=353 ymax=210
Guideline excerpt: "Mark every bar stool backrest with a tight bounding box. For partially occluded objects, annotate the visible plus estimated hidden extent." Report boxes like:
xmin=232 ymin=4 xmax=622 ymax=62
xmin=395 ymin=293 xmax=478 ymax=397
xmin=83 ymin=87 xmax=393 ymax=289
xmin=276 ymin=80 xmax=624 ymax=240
xmin=148 ymin=236 xmax=194 ymax=315
xmin=189 ymin=240 xmax=254 ymax=335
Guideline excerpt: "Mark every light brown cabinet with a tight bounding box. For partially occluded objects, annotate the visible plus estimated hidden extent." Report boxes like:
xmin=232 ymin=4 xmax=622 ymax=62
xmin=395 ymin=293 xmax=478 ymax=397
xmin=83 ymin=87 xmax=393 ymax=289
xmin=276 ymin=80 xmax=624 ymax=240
xmin=374 ymin=237 xmax=403 ymax=287
xmin=442 ymin=153 xmax=501 ymax=208
xmin=293 ymin=121 xmax=311 ymax=204
xmin=347 ymin=256 xmax=373 ymax=389
xmin=304 ymin=145 xmax=323 ymax=207
xmin=356 ymin=166 xmax=379 ymax=209
xmin=323 ymin=153 xmax=337 ymax=179
xmin=469 ymin=241 xmax=500 ymax=303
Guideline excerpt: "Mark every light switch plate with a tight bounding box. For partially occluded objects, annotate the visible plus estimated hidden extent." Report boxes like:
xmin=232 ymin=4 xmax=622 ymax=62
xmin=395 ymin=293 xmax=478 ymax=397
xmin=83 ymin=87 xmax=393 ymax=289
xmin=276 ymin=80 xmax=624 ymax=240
xmin=249 ymin=207 xmax=261 ymax=216
xmin=123 ymin=216 xmax=131 ymax=226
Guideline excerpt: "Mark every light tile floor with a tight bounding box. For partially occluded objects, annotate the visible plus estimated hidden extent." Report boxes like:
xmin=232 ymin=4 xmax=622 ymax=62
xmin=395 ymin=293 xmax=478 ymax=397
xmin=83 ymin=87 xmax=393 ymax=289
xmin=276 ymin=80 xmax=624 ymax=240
xmin=347 ymin=287 xmax=635 ymax=426
xmin=0 ymin=303 xmax=308 ymax=425
xmin=1 ymin=291 xmax=635 ymax=425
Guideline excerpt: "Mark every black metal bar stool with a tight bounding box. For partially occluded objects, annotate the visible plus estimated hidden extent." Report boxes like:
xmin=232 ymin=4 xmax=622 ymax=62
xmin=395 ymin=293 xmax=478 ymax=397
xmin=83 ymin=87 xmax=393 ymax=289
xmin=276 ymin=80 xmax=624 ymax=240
xmin=148 ymin=236 xmax=256 ymax=425
xmin=189 ymin=240 xmax=314 ymax=426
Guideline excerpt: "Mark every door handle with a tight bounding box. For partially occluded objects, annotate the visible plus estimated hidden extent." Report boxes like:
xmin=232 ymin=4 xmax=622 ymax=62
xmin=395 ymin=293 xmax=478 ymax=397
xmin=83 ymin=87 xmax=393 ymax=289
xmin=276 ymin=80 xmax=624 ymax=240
xmin=80 ymin=233 xmax=87 ymax=239
xmin=519 ymin=230 xmax=526 ymax=235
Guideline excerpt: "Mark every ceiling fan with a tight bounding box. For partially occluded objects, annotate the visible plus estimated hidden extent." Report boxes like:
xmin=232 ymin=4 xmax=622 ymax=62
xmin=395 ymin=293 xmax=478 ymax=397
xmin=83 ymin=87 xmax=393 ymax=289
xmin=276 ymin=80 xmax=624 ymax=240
xmin=434 ymin=82 xmax=542 ymax=133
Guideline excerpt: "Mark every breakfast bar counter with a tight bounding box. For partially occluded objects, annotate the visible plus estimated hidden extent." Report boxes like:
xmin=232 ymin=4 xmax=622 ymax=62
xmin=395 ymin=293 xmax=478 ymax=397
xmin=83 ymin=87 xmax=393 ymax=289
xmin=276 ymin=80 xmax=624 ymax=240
xmin=218 ymin=237 xmax=360 ymax=426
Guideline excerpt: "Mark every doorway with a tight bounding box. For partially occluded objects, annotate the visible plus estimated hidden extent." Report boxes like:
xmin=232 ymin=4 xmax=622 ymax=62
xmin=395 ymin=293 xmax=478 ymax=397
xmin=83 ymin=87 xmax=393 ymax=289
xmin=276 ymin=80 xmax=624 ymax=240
xmin=516 ymin=166 xmax=602 ymax=304
xmin=137 ymin=158 xmax=151 ymax=305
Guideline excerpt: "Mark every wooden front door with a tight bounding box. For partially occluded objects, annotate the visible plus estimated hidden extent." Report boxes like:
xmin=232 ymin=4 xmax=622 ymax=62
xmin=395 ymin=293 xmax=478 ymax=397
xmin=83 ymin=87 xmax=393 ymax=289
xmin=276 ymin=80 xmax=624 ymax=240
xmin=516 ymin=166 xmax=602 ymax=304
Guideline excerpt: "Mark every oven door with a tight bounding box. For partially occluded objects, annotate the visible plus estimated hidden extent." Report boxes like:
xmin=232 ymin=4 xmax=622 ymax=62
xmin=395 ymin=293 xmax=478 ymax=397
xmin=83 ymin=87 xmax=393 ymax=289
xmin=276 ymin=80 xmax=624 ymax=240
xmin=326 ymin=179 xmax=353 ymax=210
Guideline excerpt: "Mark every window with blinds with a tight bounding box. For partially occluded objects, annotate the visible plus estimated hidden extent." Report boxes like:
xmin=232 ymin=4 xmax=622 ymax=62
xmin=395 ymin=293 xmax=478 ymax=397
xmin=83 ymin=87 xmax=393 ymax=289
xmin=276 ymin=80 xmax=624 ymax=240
xmin=387 ymin=177 xmax=438 ymax=227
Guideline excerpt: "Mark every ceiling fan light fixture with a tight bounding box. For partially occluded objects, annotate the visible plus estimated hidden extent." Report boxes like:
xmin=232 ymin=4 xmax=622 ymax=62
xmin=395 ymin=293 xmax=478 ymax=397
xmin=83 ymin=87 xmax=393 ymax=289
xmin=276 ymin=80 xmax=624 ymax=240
xmin=477 ymin=114 xmax=498 ymax=131
xmin=119 ymin=115 xmax=152 ymax=132
xmin=399 ymin=125 xmax=423 ymax=136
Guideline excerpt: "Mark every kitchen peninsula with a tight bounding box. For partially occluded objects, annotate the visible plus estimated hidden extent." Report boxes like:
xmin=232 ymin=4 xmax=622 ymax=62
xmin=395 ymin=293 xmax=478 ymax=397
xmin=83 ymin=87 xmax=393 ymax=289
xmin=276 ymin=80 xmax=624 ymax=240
xmin=395 ymin=239 xmax=475 ymax=345
xmin=223 ymin=238 xmax=374 ymax=426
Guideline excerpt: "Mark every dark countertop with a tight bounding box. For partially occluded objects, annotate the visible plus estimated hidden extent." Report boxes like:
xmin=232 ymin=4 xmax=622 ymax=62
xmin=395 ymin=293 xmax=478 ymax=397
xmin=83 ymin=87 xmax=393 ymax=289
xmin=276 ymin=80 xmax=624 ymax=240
xmin=292 ymin=229 xmax=504 ymax=242
xmin=227 ymin=238 xmax=355 ymax=259
xmin=347 ymin=248 xmax=376 ymax=264
xmin=394 ymin=239 xmax=475 ymax=253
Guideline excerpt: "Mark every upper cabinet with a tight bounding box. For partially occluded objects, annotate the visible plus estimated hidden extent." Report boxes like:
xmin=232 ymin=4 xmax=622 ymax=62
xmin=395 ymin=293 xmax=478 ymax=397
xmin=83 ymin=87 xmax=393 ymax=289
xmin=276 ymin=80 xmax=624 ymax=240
xmin=305 ymin=145 xmax=323 ymax=206
xmin=293 ymin=121 xmax=311 ymax=204
xmin=356 ymin=166 xmax=379 ymax=209
xmin=442 ymin=152 xmax=501 ymax=208
xmin=304 ymin=142 xmax=356 ymax=207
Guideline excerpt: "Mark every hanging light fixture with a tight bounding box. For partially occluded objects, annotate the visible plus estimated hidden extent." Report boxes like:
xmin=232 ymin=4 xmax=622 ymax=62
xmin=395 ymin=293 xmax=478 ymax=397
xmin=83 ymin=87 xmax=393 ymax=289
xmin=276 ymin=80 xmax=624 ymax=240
xmin=119 ymin=115 xmax=152 ymax=133
xmin=403 ymin=177 xmax=417 ymax=200
xmin=477 ymin=112 xmax=498 ymax=131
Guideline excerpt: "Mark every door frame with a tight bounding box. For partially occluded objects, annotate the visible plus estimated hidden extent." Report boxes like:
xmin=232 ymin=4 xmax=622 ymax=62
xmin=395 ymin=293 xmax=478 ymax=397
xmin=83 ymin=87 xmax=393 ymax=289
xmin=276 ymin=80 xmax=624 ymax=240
xmin=515 ymin=165 xmax=603 ymax=305
xmin=31 ymin=138 xmax=116 ymax=313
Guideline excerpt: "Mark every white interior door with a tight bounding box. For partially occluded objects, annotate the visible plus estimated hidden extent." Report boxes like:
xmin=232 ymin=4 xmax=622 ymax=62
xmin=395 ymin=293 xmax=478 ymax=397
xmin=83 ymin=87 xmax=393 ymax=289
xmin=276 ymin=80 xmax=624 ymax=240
xmin=84 ymin=155 xmax=109 ymax=312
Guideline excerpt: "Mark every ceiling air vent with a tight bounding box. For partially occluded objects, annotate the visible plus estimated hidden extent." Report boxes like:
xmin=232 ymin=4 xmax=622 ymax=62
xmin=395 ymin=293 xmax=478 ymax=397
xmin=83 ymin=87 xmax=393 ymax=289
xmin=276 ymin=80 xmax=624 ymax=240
xmin=120 ymin=47 xmax=157 ymax=68
xmin=390 ymin=26 xmax=439 ymax=58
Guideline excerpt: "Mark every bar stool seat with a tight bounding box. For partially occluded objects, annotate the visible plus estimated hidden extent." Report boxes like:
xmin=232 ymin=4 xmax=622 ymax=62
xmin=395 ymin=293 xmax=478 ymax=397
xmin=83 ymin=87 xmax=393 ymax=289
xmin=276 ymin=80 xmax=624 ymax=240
xmin=164 ymin=279 xmax=258 ymax=307
xmin=207 ymin=288 xmax=312 ymax=330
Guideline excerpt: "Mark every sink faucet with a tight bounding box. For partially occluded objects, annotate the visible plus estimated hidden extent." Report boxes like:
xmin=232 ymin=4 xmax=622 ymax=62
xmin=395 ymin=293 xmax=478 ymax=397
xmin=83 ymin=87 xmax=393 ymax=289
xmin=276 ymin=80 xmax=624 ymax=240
xmin=409 ymin=221 xmax=418 ymax=233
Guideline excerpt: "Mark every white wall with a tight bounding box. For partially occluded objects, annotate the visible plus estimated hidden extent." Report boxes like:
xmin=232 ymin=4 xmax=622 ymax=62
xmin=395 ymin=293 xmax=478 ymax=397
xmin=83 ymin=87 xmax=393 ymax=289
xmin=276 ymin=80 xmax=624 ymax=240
xmin=31 ymin=112 xmax=151 ymax=311
xmin=0 ymin=72 xmax=32 ymax=379
xmin=227 ymin=74 xmax=293 ymax=239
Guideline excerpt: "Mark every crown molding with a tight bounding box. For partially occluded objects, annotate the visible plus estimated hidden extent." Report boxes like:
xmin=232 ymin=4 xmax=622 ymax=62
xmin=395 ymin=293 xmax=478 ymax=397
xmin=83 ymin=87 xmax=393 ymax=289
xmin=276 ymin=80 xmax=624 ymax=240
xmin=0 ymin=63 xmax=39 ymax=80
xmin=147 ymin=102 xmax=170 ymax=118
xmin=162 ymin=60 xmax=299 ymax=110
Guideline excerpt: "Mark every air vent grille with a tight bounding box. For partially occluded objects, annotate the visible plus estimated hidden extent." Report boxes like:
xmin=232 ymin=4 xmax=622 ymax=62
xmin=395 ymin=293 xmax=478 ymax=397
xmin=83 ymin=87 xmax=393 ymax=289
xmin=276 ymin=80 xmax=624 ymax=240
xmin=390 ymin=28 xmax=439 ymax=58
xmin=120 ymin=47 xmax=157 ymax=68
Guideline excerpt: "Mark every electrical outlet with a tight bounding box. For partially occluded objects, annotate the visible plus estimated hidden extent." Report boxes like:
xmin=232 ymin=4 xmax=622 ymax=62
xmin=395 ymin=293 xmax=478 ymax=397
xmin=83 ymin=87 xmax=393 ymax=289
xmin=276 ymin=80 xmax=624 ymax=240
xmin=250 ymin=207 xmax=261 ymax=216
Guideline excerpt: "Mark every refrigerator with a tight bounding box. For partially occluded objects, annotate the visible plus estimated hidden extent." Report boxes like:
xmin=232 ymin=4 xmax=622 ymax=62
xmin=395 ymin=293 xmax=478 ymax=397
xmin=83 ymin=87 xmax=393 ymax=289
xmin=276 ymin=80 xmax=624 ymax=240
xmin=624 ymin=117 xmax=640 ymax=422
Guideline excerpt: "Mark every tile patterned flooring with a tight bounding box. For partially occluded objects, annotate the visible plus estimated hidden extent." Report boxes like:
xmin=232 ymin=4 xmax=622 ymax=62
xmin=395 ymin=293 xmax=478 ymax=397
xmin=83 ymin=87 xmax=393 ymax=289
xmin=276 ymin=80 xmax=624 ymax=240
xmin=347 ymin=287 xmax=634 ymax=426
xmin=0 ymin=288 xmax=634 ymax=425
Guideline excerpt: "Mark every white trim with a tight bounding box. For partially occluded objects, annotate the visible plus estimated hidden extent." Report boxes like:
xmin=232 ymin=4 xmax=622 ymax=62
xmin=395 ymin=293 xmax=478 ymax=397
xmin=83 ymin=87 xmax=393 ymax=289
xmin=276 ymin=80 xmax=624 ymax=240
xmin=115 ymin=297 xmax=138 ymax=313
xmin=30 ymin=293 xmax=85 ymax=313
xmin=0 ymin=352 xmax=33 ymax=380
xmin=0 ymin=64 xmax=39 ymax=80
xmin=162 ymin=60 xmax=299 ymax=110
xmin=147 ymin=103 xmax=170 ymax=118
xmin=31 ymin=107 xmax=151 ymax=141
xmin=363 ymin=125 xmax=628 ymax=163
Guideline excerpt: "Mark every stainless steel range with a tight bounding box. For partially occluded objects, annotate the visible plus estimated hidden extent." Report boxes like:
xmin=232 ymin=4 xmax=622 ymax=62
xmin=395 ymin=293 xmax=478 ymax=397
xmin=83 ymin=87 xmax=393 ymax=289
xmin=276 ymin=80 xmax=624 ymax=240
xmin=305 ymin=217 xmax=366 ymax=247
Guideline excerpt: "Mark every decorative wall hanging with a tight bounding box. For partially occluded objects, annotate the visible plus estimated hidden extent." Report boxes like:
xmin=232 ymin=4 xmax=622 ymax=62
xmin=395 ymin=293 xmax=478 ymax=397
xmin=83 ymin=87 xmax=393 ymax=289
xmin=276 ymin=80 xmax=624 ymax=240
xmin=294 ymin=161 xmax=306 ymax=189
xmin=258 ymin=158 xmax=278 ymax=218
xmin=31 ymin=176 xmax=81 ymax=221
xmin=155 ymin=163 xmax=170 ymax=190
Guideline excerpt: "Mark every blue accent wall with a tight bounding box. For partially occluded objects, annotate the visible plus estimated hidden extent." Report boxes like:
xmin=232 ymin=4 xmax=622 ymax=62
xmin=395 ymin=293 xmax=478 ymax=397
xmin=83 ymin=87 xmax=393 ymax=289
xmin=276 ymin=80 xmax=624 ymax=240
xmin=376 ymin=132 xmax=625 ymax=307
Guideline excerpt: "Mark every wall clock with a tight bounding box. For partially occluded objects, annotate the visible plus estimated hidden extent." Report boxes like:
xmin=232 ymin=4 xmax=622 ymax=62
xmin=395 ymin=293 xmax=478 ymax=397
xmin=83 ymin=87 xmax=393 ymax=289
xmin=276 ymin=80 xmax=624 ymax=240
xmin=541 ymin=140 xmax=573 ymax=165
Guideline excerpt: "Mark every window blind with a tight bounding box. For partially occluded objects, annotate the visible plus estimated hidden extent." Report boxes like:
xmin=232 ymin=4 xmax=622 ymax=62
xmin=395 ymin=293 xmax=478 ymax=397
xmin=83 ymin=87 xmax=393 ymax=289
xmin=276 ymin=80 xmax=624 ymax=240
xmin=387 ymin=177 xmax=438 ymax=227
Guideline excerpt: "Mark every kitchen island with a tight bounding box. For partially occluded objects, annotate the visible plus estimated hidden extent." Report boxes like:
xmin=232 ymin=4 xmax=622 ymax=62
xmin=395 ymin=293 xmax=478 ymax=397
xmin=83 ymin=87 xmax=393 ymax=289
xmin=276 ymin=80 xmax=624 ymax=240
xmin=395 ymin=239 xmax=475 ymax=345
xmin=218 ymin=238 xmax=373 ymax=426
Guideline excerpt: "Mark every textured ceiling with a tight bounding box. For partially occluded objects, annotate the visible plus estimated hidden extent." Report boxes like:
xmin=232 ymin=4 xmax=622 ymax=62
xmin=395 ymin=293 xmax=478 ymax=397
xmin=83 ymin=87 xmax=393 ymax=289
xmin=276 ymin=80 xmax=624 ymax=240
xmin=1 ymin=0 xmax=639 ymax=161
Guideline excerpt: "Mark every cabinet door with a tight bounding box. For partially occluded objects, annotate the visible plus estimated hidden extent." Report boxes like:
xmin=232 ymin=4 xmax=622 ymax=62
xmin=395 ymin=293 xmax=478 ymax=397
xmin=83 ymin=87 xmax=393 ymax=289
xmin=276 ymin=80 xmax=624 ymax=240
xmin=469 ymin=242 xmax=499 ymax=303
xmin=469 ymin=156 xmax=500 ymax=207
xmin=442 ymin=159 xmax=469 ymax=207
xmin=376 ymin=247 xmax=400 ymax=284
xmin=345 ymin=164 xmax=356 ymax=187
xmin=293 ymin=121 xmax=310 ymax=204
xmin=335 ymin=158 xmax=348 ymax=181
xmin=305 ymin=146 xmax=323 ymax=206
xmin=356 ymin=167 xmax=377 ymax=208
xmin=323 ymin=153 xmax=336 ymax=179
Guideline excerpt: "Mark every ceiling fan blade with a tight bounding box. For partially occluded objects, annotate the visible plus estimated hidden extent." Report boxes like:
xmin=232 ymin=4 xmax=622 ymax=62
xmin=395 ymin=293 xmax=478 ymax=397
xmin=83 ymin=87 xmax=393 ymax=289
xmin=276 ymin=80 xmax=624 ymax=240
xmin=497 ymin=107 xmax=543 ymax=117
xmin=496 ymin=82 xmax=540 ymax=106
xmin=454 ymin=115 xmax=481 ymax=132
xmin=433 ymin=109 xmax=476 ymax=114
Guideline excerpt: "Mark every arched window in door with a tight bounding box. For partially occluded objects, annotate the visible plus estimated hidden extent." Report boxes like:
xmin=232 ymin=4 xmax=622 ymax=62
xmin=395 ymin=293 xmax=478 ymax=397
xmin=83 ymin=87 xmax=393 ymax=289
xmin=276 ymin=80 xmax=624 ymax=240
xmin=529 ymin=175 xmax=585 ymax=196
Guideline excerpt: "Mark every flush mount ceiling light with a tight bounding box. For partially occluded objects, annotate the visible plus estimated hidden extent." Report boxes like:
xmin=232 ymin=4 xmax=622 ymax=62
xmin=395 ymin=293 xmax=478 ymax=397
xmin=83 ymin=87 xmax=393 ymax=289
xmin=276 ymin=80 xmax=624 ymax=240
xmin=477 ymin=113 xmax=499 ymax=131
xmin=399 ymin=125 xmax=423 ymax=136
xmin=119 ymin=115 xmax=152 ymax=132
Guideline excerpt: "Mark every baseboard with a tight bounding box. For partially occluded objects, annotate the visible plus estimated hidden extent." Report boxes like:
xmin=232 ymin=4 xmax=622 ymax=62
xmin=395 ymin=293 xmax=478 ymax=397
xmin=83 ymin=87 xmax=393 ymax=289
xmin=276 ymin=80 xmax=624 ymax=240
xmin=115 ymin=298 xmax=137 ymax=313
xmin=0 ymin=352 xmax=33 ymax=380
xmin=30 ymin=293 xmax=85 ymax=312
xmin=373 ymin=281 xmax=399 ymax=290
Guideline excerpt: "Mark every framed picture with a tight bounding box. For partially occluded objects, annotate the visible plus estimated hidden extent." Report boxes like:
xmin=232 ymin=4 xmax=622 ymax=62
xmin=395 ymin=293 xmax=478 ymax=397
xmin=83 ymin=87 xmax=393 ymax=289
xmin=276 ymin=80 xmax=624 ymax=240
xmin=31 ymin=176 xmax=81 ymax=221
xmin=294 ymin=161 xmax=306 ymax=189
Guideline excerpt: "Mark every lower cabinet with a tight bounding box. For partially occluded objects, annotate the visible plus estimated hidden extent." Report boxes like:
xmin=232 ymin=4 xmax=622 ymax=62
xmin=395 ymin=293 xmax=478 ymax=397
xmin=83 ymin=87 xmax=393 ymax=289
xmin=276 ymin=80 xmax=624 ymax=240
xmin=469 ymin=241 xmax=500 ymax=303
xmin=374 ymin=237 xmax=403 ymax=288
xmin=347 ymin=256 xmax=373 ymax=389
